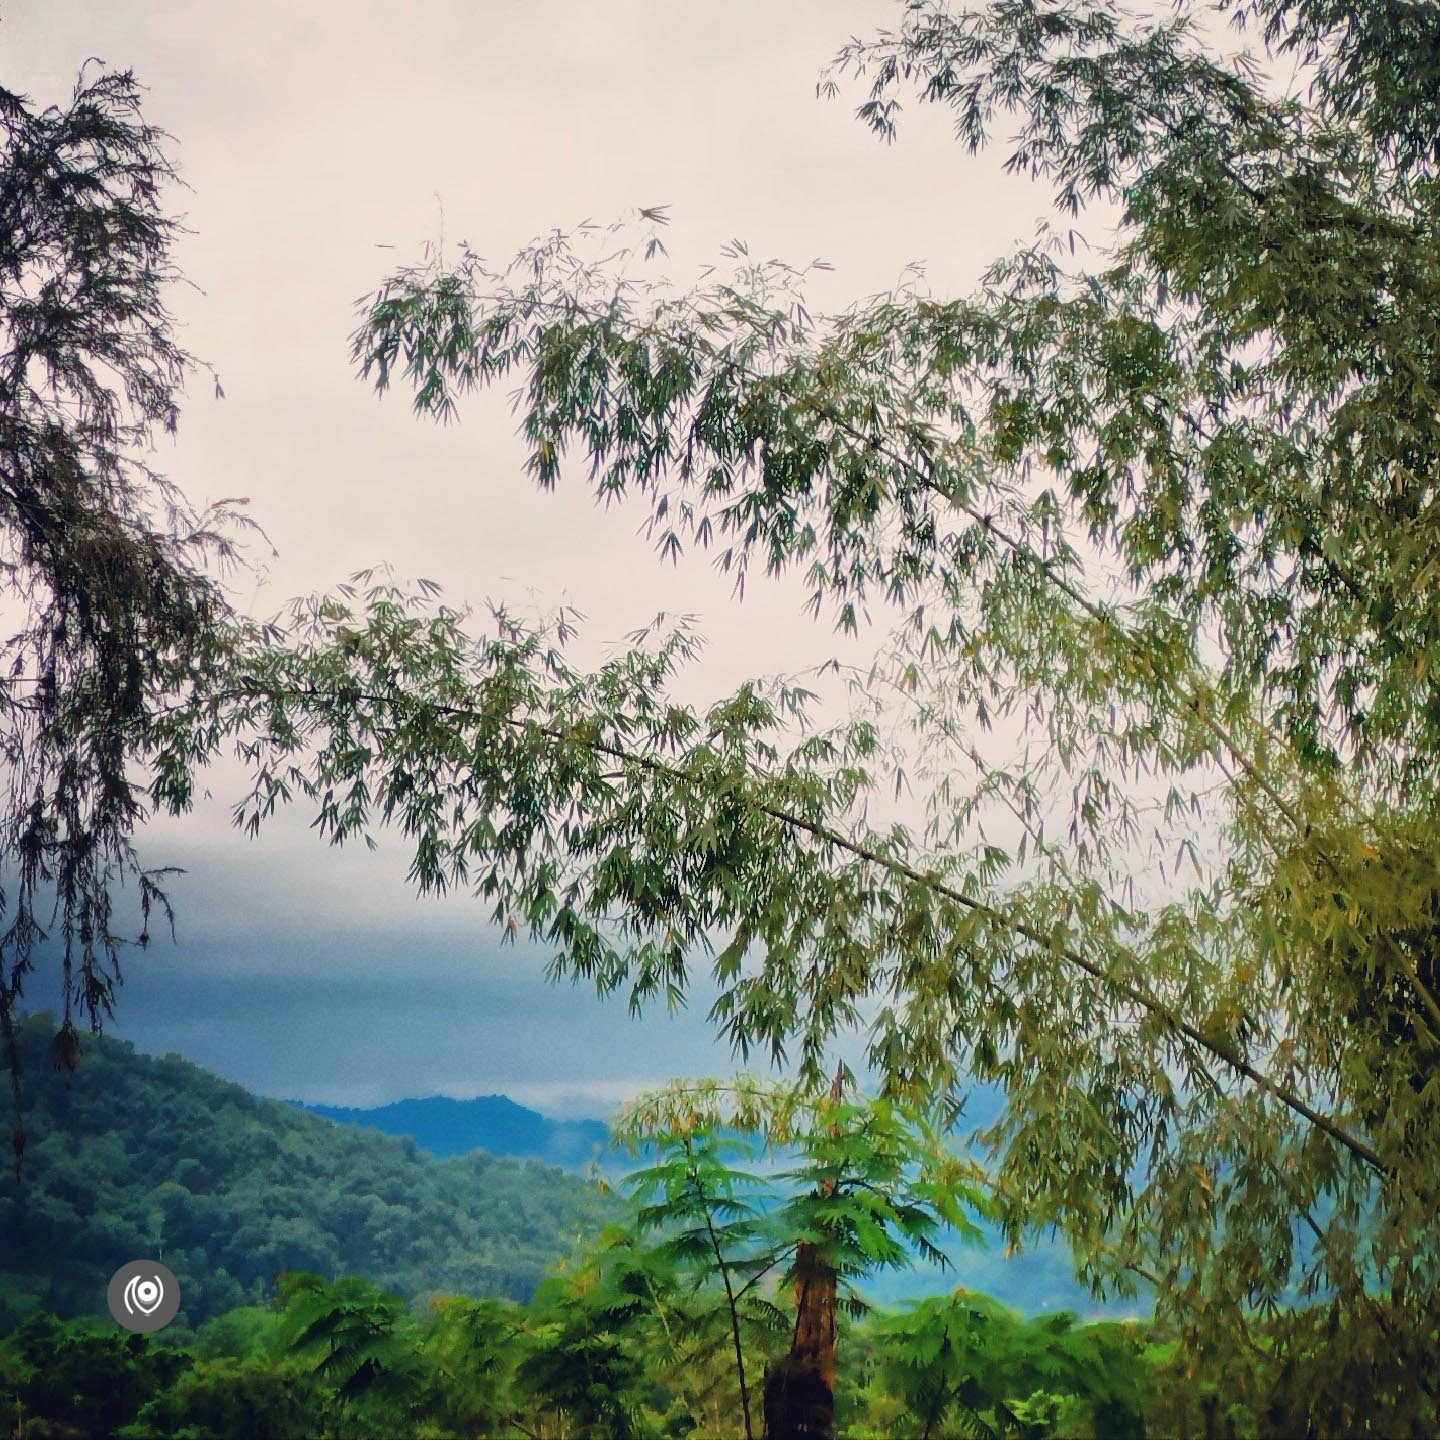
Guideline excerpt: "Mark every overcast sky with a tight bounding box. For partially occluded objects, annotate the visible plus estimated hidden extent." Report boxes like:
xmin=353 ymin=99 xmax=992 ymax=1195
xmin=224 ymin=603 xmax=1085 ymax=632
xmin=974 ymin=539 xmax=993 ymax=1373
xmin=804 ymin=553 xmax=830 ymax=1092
xmin=7 ymin=0 xmax=1087 ymax=1115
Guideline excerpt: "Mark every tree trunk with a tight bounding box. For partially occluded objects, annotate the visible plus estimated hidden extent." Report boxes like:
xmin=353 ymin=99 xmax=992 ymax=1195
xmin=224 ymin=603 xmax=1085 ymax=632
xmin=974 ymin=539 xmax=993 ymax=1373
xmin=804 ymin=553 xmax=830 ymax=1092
xmin=762 ymin=1241 xmax=837 ymax=1440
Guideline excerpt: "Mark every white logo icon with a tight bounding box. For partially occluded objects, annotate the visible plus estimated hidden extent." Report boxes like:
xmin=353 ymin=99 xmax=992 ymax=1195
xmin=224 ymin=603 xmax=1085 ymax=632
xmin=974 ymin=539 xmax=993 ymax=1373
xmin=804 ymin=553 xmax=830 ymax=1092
xmin=108 ymin=1260 xmax=179 ymax=1331
xmin=123 ymin=1274 xmax=165 ymax=1317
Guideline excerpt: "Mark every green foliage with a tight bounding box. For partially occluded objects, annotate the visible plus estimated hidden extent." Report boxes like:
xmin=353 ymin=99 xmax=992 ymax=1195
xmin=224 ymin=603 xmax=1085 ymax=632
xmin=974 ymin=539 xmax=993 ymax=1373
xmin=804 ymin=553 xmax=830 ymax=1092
xmin=0 ymin=1280 xmax=1164 ymax=1440
xmin=627 ymin=1132 xmax=787 ymax=1437
xmin=773 ymin=1094 xmax=986 ymax=1297
xmin=517 ymin=1238 xmax=664 ymax=1439
xmin=0 ymin=1312 xmax=189 ymax=1439
xmin=274 ymin=1272 xmax=422 ymax=1413
xmin=629 ymin=1133 xmax=771 ymax=1282
xmin=0 ymin=1015 xmax=617 ymax=1329
xmin=115 ymin=0 xmax=1440 ymax=1426
xmin=617 ymin=1081 xmax=988 ymax=1284
xmin=414 ymin=1295 xmax=527 ymax=1439
xmin=868 ymin=1291 xmax=1149 ymax=1440
xmin=191 ymin=1306 xmax=279 ymax=1363
xmin=117 ymin=1357 xmax=322 ymax=1440
xmin=618 ymin=1079 xmax=993 ymax=1438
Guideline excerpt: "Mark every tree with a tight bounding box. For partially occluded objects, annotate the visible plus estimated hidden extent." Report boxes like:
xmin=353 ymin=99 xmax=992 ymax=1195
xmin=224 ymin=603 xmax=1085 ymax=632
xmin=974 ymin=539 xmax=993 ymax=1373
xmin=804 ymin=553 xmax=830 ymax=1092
xmin=415 ymin=1294 xmax=528 ymax=1439
xmin=117 ymin=1356 xmax=324 ymax=1440
xmin=157 ymin=1 xmax=1440 ymax=1427
xmin=618 ymin=1077 xmax=983 ymax=1440
xmin=624 ymin=1129 xmax=783 ymax=1438
xmin=0 ymin=63 xmax=248 ymax=1167
xmin=515 ymin=1236 xmax=661 ymax=1438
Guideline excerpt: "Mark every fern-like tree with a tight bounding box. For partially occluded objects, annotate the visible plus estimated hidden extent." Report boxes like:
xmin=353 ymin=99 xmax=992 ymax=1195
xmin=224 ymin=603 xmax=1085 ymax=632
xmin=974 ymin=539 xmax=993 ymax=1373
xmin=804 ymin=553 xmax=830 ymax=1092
xmin=617 ymin=1077 xmax=984 ymax=1439
xmin=155 ymin=1 xmax=1440 ymax=1429
xmin=274 ymin=1272 xmax=422 ymax=1436
xmin=625 ymin=1129 xmax=784 ymax=1439
xmin=416 ymin=1294 xmax=528 ymax=1439
xmin=515 ymin=1228 xmax=666 ymax=1439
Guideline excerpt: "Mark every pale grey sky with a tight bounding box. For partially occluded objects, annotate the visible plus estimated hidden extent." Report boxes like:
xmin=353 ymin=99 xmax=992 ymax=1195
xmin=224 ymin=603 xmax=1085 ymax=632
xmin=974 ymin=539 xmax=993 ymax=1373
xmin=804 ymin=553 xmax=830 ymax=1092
xmin=6 ymin=0 xmax=1095 ymax=1114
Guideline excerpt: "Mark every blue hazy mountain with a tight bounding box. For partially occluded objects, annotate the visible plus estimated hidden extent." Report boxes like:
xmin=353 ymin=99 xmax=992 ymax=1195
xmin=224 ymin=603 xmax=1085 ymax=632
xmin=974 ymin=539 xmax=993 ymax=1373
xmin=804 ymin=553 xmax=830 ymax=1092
xmin=298 ymin=1094 xmax=611 ymax=1171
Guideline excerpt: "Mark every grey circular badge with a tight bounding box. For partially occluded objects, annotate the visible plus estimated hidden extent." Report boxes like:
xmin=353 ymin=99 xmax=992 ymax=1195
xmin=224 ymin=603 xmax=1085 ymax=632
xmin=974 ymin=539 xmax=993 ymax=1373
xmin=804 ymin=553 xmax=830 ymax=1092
xmin=106 ymin=1260 xmax=180 ymax=1333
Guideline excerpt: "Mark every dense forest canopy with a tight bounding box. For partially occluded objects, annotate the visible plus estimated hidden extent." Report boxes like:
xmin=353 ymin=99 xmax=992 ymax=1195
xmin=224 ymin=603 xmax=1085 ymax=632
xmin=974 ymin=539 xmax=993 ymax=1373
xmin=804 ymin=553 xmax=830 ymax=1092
xmin=1 ymin=1266 xmax=1164 ymax=1439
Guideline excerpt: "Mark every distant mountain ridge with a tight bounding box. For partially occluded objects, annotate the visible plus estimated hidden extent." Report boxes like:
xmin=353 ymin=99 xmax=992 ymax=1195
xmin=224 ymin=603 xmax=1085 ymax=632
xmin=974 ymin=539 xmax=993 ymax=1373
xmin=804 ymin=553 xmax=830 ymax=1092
xmin=298 ymin=1094 xmax=610 ymax=1170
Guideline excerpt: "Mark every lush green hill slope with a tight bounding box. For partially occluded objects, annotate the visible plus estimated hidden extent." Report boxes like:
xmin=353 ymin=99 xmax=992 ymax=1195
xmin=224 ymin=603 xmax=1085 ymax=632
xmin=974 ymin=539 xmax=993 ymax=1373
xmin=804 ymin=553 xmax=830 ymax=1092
xmin=298 ymin=1094 xmax=609 ymax=1169
xmin=0 ymin=1015 xmax=616 ymax=1332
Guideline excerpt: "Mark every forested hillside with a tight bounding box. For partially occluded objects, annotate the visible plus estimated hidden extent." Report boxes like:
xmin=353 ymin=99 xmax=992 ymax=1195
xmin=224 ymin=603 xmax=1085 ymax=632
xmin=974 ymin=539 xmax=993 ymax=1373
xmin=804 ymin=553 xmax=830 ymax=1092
xmin=0 ymin=1015 xmax=615 ymax=1331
